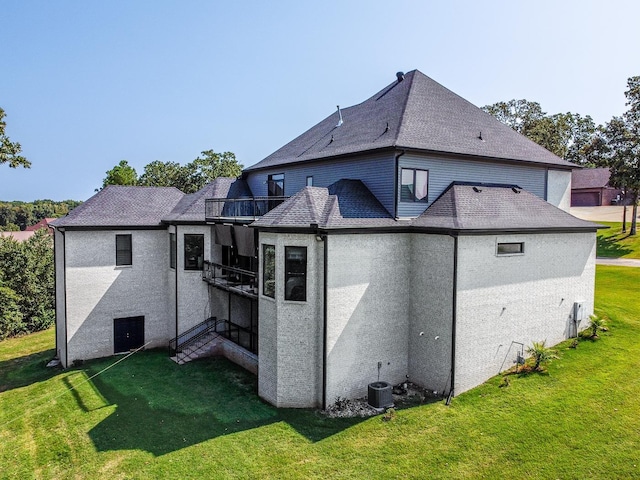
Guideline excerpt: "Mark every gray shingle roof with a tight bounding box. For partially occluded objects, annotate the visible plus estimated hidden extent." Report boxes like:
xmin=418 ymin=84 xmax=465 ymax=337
xmin=246 ymin=70 xmax=572 ymax=172
xmin=571 ymin=167 xmax=612 ymax=190
xmin=50 ymin=185 xmax=184 ymax=228
xmin=162 ymin=178 xmax=251 ymax=223
xmin=252 ymin=180 xmax=397 ymax=228
xmin=412 ymin=182 xmax=598 ymax=231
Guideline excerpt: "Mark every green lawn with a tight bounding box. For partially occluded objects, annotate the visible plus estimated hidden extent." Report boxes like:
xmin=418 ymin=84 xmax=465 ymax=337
xmin=597 ymin=221 xmax=640 ymax=258
xmin=2 ymin=266 xmax=640 ymax=479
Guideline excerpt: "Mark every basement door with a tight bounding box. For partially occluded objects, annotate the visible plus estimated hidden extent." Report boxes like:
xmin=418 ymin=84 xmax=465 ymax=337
xmin=114 ymin=316 xmax=145 ymax=353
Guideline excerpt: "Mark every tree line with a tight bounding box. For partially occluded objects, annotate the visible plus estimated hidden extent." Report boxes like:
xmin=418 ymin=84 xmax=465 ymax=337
xmin=101 ymin=150 xmax=243 ymax=194
xmin=0 ymin=199 xmax=82 ymax=231
xmin=483 ymin=75 xmax=640 ymax=234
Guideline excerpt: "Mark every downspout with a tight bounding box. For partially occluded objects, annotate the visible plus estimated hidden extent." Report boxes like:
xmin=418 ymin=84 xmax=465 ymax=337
xmin=61 ymin=228 xmax=68 ymax=368
xmin=446 ymin=234 xmax=458 ymax=406
xmin=394 ymin=150 xmax=406 ymax=219
xmin=175 ymin=225 xmax=179 ymax=341
xmin=321 ymin=233 xmax=328 ymax=410
xmin=53 ymin=227 xmax=58 ymax=358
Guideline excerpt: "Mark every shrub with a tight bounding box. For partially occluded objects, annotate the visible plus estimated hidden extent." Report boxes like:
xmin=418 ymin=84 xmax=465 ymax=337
xmin=526 ymin=340 xmax=558 ymax=371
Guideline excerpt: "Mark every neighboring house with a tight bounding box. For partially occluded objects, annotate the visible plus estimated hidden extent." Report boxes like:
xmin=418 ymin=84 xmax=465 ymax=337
xmin=0 ymin=218 xmax=56 ymax=242
xmin=25 ymin=217 xmax=57 ymax=232
xmin=52 ymin=70 xmax=598 ymax=409
xmin=571 ymin=167 xmax=623 ymax=206
xmin=0 ymin=230 xmax=36 ymax=241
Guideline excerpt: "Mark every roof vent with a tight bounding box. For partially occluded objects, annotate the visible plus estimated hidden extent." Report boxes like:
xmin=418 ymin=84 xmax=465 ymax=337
xmin=335 ymin=105 xmax=343 ymax=127
xmin=396 ymin=72 xmax=405 ymax=82
xmin=473 ymin=186 xmax=482 ymax=193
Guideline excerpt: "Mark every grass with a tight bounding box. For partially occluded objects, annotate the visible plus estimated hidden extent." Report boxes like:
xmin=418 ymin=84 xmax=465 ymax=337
xmin=597 ymin=221 xmax=640 ymax=258
xmin=1 ymin=266 xmax=640 ymax=478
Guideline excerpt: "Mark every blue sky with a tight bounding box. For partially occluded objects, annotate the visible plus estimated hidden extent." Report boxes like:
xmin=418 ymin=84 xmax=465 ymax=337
xmin=2 ymin=0 xmax=639 ymax=201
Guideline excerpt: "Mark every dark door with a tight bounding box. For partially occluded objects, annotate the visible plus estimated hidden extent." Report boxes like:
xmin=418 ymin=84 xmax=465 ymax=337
xmin=114 ymin=316 xmax=144 ymax=353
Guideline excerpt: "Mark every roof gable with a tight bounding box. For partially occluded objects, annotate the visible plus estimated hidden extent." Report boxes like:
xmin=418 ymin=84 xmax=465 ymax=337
xmin=246 ymin=70 xmax=572 ymax=172
xmin=252 ymin=180 xmax=396 ymax=228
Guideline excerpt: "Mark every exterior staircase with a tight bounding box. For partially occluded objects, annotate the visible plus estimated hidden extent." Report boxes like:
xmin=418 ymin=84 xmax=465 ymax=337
xmin=169 ymin=317 xmax=221 ymax=365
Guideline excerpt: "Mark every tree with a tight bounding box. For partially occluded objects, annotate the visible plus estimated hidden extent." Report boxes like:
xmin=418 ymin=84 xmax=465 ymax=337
xmin=594 ymin=76 xmax=640 ymax=235
xmin=101 ymin=160 xmax=138 ymax=188
xmin=482 ymin=100 xmax=599 ymax=166
xmin=138 ymin=160 xmax=187 ymax=189
xmin=184 ymin=150 xmax=243 ymax=194
xmin=0 ymin=229 xmax=54 ymax=338
xmin=0 ymin=107 xmax=31 ymax=169
xmin=137 ymin=151 xmax=243 ymax=194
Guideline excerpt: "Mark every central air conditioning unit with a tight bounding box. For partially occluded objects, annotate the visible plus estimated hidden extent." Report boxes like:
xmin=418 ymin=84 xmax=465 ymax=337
xmin=368 ymin=381 xmax=393 ymax=409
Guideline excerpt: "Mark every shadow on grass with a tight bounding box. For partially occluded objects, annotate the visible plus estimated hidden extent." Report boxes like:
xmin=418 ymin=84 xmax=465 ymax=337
xmin=80 ymin=350 xmax=365 ymax=455
xmin=597 ymin=233 xmax=633 ymax=258
xmin=0 ymin=348 xmax=59 ymax=392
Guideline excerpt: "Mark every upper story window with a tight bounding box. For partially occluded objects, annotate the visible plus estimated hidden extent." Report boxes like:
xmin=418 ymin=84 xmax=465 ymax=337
xmin=184 ymin=234 xmax=204 ymax=270
xmin=306 ymin=176 xmax=313 ymax=187
xmin=401 ymin=168 xmax=429 ymax=202
xmin=116 ymin=234 xmax=132 ymax=266
xmin=268 ymin=173 xmax=285 ymax=197
xmin=285 ymin=246 xmax=307 ymax=302
xmin=169 ymin=233 xmax=176 ymax=269
xmin=497 ymin=242 xmax=524 ymax=256
xmin=262 ymin=244 xmax=275 ymax=298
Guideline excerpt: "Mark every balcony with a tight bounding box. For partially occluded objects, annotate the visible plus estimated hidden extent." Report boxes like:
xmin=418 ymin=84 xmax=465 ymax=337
xmin=205 ymin=196 xmax=289 ymax=222
xmin=202 ymin=261 xmax=258 ymax=299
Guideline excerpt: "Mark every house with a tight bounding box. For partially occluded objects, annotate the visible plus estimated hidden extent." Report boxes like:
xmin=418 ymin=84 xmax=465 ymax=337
xmin=571 ymin=167 xmax=623 ymax=206
xmin=52 ymin=70 xmax=597 ymax=408
xmin=0 ymin=230 xmax=37 ymax=241
xmin=25 ymin=217 xmax=57 ymax=232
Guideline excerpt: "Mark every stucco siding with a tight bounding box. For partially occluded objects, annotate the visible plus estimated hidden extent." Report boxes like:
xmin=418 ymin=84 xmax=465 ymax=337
xmin=454 ymin=232 xmax=596 ymax=395
xmin=64 ymin=229 xmax=172 ymax=364
xmin=176 ymin=225 xmax=212 ymax=333
xmin=547 ymin=169 xmax=572 ymax=211
xmin=258 ymin=232 xmax=323 ymax=408
xmin=54 ymin=229 xmax=67 ymax=366
xmin=408 ymin=234 xmax=454 ymax=395
xmin=325 ymin=234 xmax=410 ymax=403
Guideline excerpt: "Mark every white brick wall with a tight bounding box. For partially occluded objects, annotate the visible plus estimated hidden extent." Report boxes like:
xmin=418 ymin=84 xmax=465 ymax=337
xmin=408 ymin=234 xmax=454 ymax=395
xmin=547 ymin=169 xmax=572 ymax=212
xmin=325 ymin=234 xmax=411 ymax=403
xmin=454 ymin=232 xmax=596 ymax=394
xmin=63 ymin=229 xmax=173 ymax=364
xmin=258 ymin=232 xmax=323 ymax=408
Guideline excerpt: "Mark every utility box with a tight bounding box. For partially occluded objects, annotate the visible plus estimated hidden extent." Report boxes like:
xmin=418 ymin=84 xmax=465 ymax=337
xmin=573 ymin=301 xmax=585 ymax=322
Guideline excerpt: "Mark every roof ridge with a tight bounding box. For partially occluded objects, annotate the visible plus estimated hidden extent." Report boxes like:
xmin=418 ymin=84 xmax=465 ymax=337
xmin=394 ymin=70 xmax=417 ymax=146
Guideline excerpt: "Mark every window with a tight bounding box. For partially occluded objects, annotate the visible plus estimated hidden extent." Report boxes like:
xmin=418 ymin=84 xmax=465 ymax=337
xmin=306 ymin=176 xmax=313 ymax=187
xmin=400 ymin=168 xmax=429 ymax=202
xmin=116 ymin=234 xmax=132 ymax=266
xmin=267 ymin=173 xmax=285 ymax=197
xmin=169 ymin=233 xmax=176 ymax=269
xmin=285 ymin=246 xmax=307 ymax=301
xmin=497 ymin=242 xmax=524 ymax=255
xmin=184 ymin=234 xmax=204 ymax=270
xmin=262 ymin=244 xmax=275 ymax=298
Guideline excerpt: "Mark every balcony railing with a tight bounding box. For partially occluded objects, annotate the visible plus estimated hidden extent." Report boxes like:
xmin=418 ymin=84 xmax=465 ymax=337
xmin=202 ymin=261 xmax=258 ymax=298
xmin=205 ymin=196 xmax=289 ymax=221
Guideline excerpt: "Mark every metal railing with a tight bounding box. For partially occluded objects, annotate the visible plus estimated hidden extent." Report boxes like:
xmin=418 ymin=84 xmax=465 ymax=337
xmin=169 ymin=316 xmax=219 ymax=357
xmin=202 ymin=261 xmax=258 ymax=298
xmin=204 ymin=196 xmax=289 ymax=221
